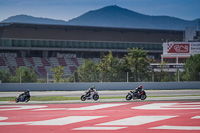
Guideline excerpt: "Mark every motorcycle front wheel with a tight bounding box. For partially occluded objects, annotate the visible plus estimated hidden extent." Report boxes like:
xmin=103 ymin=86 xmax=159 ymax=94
xmin=81 ymin=95 xmax=87 ymax=101
xmin=126 ymin=94 xmax=132 ymax=101
xmin=15 ymin=98 xmax=19 ymax=103
xmin=93 ymin=94 xmax=99 ymax=101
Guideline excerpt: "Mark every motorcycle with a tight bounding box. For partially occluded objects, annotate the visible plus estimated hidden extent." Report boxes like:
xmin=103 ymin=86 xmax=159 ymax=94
xmin=81 ymin=91 xmax=99 ymax=101
xmin=126 ymin=90 xmax=147 ymax=100
xmin=15 ymin=94 xmax=30 ymax=103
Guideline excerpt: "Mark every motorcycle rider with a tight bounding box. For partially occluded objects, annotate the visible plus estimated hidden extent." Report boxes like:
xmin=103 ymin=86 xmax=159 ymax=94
xmin=88 ymin=86 xmax=97 ymax=99
xmin=134 ymin=85 xmax=143 ymax=97
xmin=19 ymin=89 xmax=30 ymax=101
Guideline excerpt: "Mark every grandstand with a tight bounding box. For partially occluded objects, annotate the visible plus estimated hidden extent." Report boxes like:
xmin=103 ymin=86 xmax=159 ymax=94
xmin=0 ymin=23 xmax=185 ymax=78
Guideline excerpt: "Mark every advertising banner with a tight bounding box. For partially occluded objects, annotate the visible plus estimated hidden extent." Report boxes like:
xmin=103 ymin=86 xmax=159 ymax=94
xmin=191 ymin=43 xmax=200 ymax=54
xmin=163 ymin=42 xmax=200 ymax=55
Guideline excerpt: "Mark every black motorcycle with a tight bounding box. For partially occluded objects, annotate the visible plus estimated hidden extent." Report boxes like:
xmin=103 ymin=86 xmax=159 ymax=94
xmin=15 ymin=94 xmax=30 ymax=103
xmin=81 ymin=91 xmax=99 ymax=101
xmin=126 ymin=90 xmax=147 ymax=100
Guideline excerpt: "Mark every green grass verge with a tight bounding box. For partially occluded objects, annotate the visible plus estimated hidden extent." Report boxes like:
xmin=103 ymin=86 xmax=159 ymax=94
xmin=0 ymin=96 xmax=126 ymax=101
xmin=0 ymin=95 xmax=200 ymax=101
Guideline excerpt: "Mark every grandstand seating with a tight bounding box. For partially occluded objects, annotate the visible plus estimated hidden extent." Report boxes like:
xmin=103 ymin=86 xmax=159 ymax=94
xmin=8 ymin=66 xmax=15 ymax=75
xmin=26 ymin=57 xmax=35 ymax=66
xmin=0 ymin=57 xmax=6 ymax=66
xmin=57 ymin=58 xmax=67 ymax=66
xmin=0 ymin=57 xmax=85 ymax=78
xmin=37 ymin=66 xmax=47 ymax=77
xmin=49 ymin=57 xmax=60 ymax=67
xmin=0 ymin=56 xmax=106 ymax=78
xmin=71 ymin=58 xmax=79 ymax=66
xmin=77 ymin=58 xmax=84 ymax=66
xmin=69 ymin=66 xmax=77 ymax=73
xmin=6 ymin=57 xmax=17 ymax=66
xmin=15 ymin=57 xmax=25 ymax=66
xmin=41 ymin=58 xmax=51 ymax=66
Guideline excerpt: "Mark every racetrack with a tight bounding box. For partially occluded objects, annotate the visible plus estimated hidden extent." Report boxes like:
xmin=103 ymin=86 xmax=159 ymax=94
xmin=1 ymin=90 xmax=200 ymax=132
xmin=1 ymin=89 xmax=200 ymax=97
xmin=0 ymin=101 xmax=200 ymax=133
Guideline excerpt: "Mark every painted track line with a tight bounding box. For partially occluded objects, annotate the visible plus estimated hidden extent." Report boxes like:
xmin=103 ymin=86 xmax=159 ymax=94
xmin=68 ymin=103 xmax=129 ymax=110
xmin=150 ymin=125 xmax=200 ymax=130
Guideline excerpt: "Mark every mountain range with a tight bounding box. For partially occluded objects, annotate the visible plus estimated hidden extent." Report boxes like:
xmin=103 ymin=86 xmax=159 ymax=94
xmin=1 ymin=5 xmax=200 ymax=30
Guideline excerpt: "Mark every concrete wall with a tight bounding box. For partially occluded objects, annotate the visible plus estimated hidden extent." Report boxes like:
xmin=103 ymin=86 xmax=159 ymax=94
xmin=0 ymin=82 xmax=200 ymax=91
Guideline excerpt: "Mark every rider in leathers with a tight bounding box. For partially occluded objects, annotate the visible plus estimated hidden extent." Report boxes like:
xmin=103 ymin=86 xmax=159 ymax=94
xmin=134 ymin=85 xmax=143 ymax=97
xmin=88 ymin=86 xmax=97 ymax=99
xmin=19 ymin=89 xmax=30 ymax=101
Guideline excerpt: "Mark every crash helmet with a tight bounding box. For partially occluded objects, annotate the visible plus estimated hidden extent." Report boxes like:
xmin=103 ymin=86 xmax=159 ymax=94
xmin=92 ymin=86 xmax=95 ymax=89
xmin=26 ymin=89 xmax=30 ymax=92
xmin=139 ymin=85 xmax=143 ymax=88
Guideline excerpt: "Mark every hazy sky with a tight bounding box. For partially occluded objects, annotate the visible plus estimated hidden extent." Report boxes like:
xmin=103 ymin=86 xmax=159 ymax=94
xmin=0 ymin=0 xmax=200 ymax=22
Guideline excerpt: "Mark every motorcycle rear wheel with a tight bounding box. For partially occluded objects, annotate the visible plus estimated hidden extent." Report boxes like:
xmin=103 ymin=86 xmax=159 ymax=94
xmin=126 ymin=94 xmax=132 ymax=101
xmin=141 ymin=94 xmax=147 ymax=100
xmin=81 ymin=95 xmax=87 ymax=101
xmin=24 ymin=97 xmax=30 ymax=102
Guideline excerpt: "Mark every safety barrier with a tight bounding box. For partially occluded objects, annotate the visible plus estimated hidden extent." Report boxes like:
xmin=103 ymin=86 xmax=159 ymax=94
xmin=0 ymin=82 xmax=200 ymax=91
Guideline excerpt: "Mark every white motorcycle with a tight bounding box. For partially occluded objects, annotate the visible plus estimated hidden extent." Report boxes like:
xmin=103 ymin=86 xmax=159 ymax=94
xmin=81 ymin=90 xmax=99 ymax=101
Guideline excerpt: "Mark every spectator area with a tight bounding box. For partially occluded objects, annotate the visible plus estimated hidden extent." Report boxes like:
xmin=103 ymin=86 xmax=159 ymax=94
xmin=0 ymin=57 xmax=97 ymax=78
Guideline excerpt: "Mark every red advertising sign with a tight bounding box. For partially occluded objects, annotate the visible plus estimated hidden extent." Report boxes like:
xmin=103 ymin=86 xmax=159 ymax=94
xmin=167 ymin=43 xmax=190 ymax=53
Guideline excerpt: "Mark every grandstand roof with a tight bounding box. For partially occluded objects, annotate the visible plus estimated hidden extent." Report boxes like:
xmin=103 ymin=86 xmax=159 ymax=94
xmin=0 ymin=23 xmax=184 ymax=43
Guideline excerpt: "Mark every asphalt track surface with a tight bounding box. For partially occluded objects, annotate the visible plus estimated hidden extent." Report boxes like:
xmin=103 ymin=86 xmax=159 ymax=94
xmin=1 ymin=90 xmax=200 ymax=97
xmin=0 ymin=101 xmax=200 ymax=133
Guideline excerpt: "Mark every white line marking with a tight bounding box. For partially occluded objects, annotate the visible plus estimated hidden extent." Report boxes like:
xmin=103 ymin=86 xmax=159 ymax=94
xmin=68 ymin=103 xmax=129 ymax=110
xmin=33 ymin=108 xmax=67 ymax=111
xmin=180 ymin=102 xmax=200 ymax=104
xmin=132 ymin=103 xmax=200 ymax=110
xmin=0 ymin=117 xmax=8 ymax=121
xmin=98 ymin=116 xmax=177 ymax=126
xmin=191 ymin=116 xmax=200 ymax=119
xmin=29 ymin=116 xmax=106 ymax=125
xmin=72 ymin=127 xmax=126 ymax=130
xmin=150 ymin=125 xmax=200 ymax=130
xmin=0 ymin=116 xmax=106 ymax=126
xmin=0 ymin=122 xmax=32 ymax=125
xmin=0 ymin=105 xmax=47 ymax=111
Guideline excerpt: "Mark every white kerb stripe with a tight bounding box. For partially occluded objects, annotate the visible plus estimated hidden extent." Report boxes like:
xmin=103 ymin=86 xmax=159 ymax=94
xmin=33 ymin=108 xmax=67 ymax=111
xmin=98 ymin=116 xmax=177 ymax=126
xmin=72 ymin=127 xmax=126 ymax=130
xmin=0 ymin=105 xmax=47 ymax=111
xmin=192 ymin=116 xmax=200 ymax=119
xmin=68 ymin=103 xmax=129 ymax=110
xmin=150 ymin=125 xmax=200 ymax=130
xmin=29 ymin=116 xmax=106 ymax=125
xmin=132 ymin=103 xmax=200 ymax=110
xmin=0 ymin=116 xmax=106 ymax=126
xmin=0 ymin=117 xmax=8 ymax=121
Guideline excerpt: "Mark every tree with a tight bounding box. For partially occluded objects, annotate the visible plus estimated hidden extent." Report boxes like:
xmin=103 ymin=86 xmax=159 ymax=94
xmin=182 ymin=54 xmax=200 ymax=81
xmin=51 ymin=66 xmax=66 ymax=83
xmin=124 ymin=48 xmax=150 ymax=82
xmin=0 ymin=69 xmax=11 ymax=83
xmin=76 ymin=59 xmax=100 ymax=82
xmin=98 ymin=51 xmax=122 ymax=82
xmin=12 ymin=67 xmax=37 ymax=83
